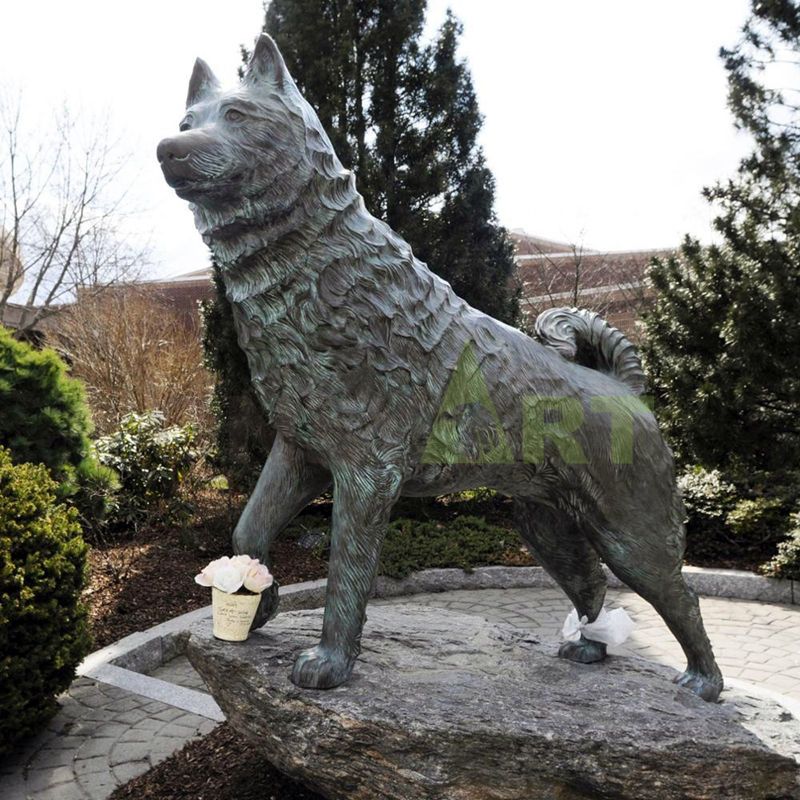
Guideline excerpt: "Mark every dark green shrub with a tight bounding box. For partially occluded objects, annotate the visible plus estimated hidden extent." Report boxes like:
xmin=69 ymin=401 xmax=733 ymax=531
xmin=379 ymin=515 xmax=524 ymax=579
xmin=0 ymin=324 xmax=115 ymax=517
xmin=71 ymin=457 xmax=121 ymax=533
xmin=309 ymin=514 xmax=524 ymax=580
xmin=762 ymin=513 xmax=800 ymax=581
xmin=95 ymin=411 xmax=199 ymax=530
xmin=201 ymin=263 xmax=273 ymax=488
xmin=392 ymin=488 xmax=510 ymax=525
xmin=0 ymin=448 xmax=91 ymax=755
xmin=678 ymin=467 xmax=737 ymax=559
xmin=727 ymin=496 xmax=786 ymax=542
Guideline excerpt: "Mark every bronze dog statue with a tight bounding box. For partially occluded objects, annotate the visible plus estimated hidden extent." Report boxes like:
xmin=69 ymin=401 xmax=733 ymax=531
xmin=158 ymin=33 xmax=723 ymax=701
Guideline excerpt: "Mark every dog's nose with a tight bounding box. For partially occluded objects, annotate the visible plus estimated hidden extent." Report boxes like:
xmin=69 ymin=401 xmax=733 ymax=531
xmin=157 ymin=137 xmax=188 ymax=164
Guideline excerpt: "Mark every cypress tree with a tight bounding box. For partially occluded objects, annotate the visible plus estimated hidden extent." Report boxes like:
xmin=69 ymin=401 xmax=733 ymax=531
xmin=643 ymin=0 xmax=800 ymax=476
xmin=423 ymin=12 xmax=519 ymax=325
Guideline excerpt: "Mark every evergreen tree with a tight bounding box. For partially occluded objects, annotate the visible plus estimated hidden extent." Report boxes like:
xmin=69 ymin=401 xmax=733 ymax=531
xmin=263 ymin=0 xmax=519 ymax=322
xmin=643 ymin=0 xmax=800 ymax=476
xmin=423 ymin=13 xmax=519 ymax=324
xmin=201 ymin=263 xmax=273 ymax=485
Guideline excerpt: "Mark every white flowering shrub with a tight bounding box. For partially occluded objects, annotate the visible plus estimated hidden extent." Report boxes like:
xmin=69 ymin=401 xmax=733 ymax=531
xmin=762 ymin=513 xmax=800 ymax=581
xmin=96 ymin=411 xmax=199 ymax=531
xmin=677 ymin=467 xmax=737 ymax=521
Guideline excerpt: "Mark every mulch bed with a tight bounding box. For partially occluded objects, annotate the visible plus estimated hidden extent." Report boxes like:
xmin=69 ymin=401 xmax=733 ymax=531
xmin=109 ymin=724 xmax=323 ymax=800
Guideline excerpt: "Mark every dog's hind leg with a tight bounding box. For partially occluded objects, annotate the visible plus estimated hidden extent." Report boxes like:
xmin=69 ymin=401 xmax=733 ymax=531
xmin=515 ymin=499 xmax=608 ymax=664
xmin=587 ymin=508 xmax=723 ymax=702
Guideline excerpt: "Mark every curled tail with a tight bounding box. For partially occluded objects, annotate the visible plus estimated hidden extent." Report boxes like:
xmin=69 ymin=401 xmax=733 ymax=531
xmin=534 ymin=307 xmax=646 ymax=395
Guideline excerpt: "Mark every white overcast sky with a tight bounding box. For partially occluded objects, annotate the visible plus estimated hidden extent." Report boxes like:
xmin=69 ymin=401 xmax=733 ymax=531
xmin=0 ymin=0 xmax=752 ymax=279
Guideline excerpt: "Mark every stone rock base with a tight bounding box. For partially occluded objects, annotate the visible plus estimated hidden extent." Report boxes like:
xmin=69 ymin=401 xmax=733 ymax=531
xmin=187 ymin=604 xmax=800 ymax=800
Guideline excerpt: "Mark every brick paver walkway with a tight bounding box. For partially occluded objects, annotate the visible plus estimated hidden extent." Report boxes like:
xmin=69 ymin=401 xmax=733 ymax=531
xmin=0 ymin=677 xmax=215 ymax=800
xmin=1 ymin=584 xmax=798 ymax=799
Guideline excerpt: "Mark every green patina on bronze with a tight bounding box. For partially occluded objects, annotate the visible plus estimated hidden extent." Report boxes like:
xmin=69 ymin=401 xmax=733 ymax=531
xmin=158 ymin=34 xmax=723 ymax=701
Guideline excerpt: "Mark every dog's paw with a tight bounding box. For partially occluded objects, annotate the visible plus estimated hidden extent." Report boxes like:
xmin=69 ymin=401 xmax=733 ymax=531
xmin=291 ymin=644 xmax=353 ymax=689
xmin=674 ymin=669 xmax=723 ymax=702
xmin=558 ymin=636 xmax=607 ymax=664
xmin=250 ymin=581 xmax=280 ymax=631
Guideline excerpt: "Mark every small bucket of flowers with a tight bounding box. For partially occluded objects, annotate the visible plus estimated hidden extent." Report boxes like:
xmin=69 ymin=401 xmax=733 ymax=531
xmin=194 ymin=555 xmax=274 ymax=642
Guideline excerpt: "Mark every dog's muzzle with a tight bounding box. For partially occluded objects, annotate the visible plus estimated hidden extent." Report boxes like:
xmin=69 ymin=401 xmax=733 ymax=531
xmin=157 ymin=131 xmax=215 ymax=188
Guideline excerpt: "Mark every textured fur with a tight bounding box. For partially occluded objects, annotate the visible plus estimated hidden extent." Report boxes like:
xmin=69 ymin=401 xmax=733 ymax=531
xmin=158 ymin=34 xmax=723 ymax=700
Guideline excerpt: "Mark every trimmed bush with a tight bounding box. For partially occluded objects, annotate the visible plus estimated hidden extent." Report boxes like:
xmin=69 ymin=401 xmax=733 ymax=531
xmin=0 ymin=448 xmax=90 ymax=755
xmin=95 ymin=411 xmax=199 ymax=530
xmin=727 ymin=496 xmax=786 ymax=542
xmin=678 ymin=467 xmax=737 ymax=524
xmin=380 ymin=516 xmax=525 ymax=578
xmin=381 ymin=516 xmax=524 ymax=578
xmin=0 ymin=325 xmax=90 ymax=488
xmin=0 ymin=325 xmax=115 ymax=520
xmin=677 ymin=467 xmax=737 ymax=560
xmin=678 ymin=465 xmax=797 ymax=566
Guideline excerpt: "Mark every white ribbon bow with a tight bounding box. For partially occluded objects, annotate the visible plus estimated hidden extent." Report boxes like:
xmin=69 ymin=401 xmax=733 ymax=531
xmin=562 ymin=606 xmax=635 ymax=647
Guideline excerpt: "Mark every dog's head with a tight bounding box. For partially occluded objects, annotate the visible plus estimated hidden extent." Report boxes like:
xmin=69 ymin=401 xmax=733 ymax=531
xmin=157 ymin=34 xmax=330 ymax=209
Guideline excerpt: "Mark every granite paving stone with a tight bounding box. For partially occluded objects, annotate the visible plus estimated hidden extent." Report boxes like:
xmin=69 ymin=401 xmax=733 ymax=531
xmin=0 ymin=678 xmax=215 ymax=800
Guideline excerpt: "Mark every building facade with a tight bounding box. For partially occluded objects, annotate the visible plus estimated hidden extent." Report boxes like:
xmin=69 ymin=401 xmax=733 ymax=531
xmin=511 ymin=230 xmax=671 ymax=340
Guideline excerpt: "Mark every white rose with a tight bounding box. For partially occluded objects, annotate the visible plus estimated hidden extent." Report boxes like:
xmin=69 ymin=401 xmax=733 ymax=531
xmin=212 ymin=561 xmax=244 ymax=594
xmin=243 ymin=562 xmax=274 ymax=593
xmin=194 ymin=556 xmax=231 ymax=587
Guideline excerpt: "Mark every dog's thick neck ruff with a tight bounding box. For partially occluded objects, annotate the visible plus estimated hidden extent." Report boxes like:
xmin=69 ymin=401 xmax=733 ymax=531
xmin=194 ymin=126 xmax=427 ymax=318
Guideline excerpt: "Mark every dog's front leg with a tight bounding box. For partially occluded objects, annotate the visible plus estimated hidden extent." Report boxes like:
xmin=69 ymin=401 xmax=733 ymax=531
xmin=291 ymin=464 xmax=400 ymax=689
xmin=233 ymin=432 xmax=330 ymax=628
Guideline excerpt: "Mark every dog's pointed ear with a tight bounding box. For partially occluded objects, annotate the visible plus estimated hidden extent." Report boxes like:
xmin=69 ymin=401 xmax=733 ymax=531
xmin=245 ymin=33 xmax=289 ymax=88
xmin=186 ymin=58 xmax=220 ymax=108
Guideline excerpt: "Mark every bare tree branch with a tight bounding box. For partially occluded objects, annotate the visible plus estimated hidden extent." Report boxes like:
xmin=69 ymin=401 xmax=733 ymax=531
xmin=47 ymin=288 xmax=213 ymax=435
xmin=0 ymin=91 xmax=147 ymax=334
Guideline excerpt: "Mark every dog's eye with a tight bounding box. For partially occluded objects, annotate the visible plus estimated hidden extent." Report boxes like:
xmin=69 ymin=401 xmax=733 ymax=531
xmin=225 ymin=109 xmax=245 ymax=123
xmin=179 ymin=120 xmax=191 ymax=132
